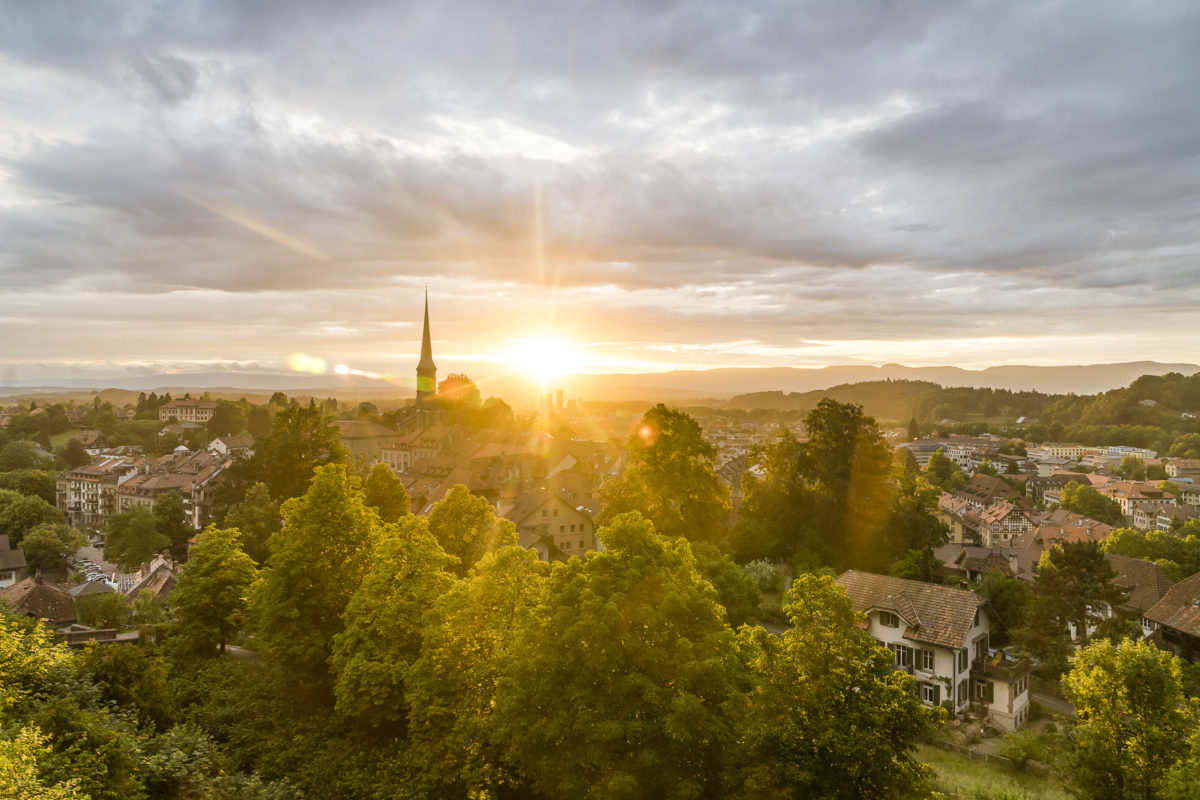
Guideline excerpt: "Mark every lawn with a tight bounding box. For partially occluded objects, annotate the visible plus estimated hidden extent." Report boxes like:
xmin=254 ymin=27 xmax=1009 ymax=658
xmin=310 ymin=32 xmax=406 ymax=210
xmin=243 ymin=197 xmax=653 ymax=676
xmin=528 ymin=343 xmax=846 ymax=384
xmin=49 ymin=428 xmax=83 ymax=449
xmin=919 ymin=744 xmax=1069 ymax=800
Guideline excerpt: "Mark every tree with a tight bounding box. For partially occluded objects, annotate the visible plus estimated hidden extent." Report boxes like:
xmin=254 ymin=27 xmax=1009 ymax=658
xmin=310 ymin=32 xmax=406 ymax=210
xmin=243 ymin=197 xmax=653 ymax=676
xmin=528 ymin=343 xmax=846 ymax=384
xmin=1061 ymin=481 xmax=1125 ymax=525
xmin=152 ymin=491 xmax=192 ymax=559
xmin=76 ymin=590 xmax=131 ymax=629
xmin=598 ymin=404 xmax=731 ymax=545
xmin=222 ymin=482 xmax=279 ymax=565
xmin=733 ymin=574 xmax=937 ymax=799
xmin=171 ymin=526 xmax=257 ymax=654
xmin=437 ymin=373 xmax=481 ymax=406
xmin=206 ymin=401 xmax=245 ymax=438
xmin=62 ymin=438 xmax=90 ymax=468
xmin=426 ymin=484 xmax=517 ymax=577
xmin=0 ymin=727 xmax=88 ymax=800
xmin=245 ymin=406 xmax=346 ymax=502
xmin=406 ymin=546 xmax=549 ymax=797
xmin=362 ymin=462 xmax=411 ymax=523
xmin=1170 ymin=433 xmax=1200 ymax=460
xmin=1060 ymin=639 xmax=1197 ymax=800
xmin=1021 ymin=541 xmax=1127 ymax=664
xmin=974 ymin=569 xmax=1032 ymax=648
xmin=104 ymin=506 xmax=169 ymax=572
xmin=0 ymin=469 xmax=57 ymax=504
xmin=0 ymin=441 xmax=47 ymax=471
xmin=975 ymin=459 xmax=999 ymax=477
xmin=1117 ymin=454 xmax=1147 ymax=481
xmin=246 ymin=405 xmax=271 ymax=439
xmin=0 ymin=492 xmax=65 ymax=548
xmin=493 ymin=513 xmax=745 ymax=799
xmin=19 ymin=523 xmax=85 ymax=572
xmin=691 ymin=541 xmax=761 ymax=627
xmin=329 ymin=515 xmax=454 ymax=730
xmin=250 ymin=465 xmax=380 ymax=686
xmin=906 ymin=417 xmax=920 ymax=441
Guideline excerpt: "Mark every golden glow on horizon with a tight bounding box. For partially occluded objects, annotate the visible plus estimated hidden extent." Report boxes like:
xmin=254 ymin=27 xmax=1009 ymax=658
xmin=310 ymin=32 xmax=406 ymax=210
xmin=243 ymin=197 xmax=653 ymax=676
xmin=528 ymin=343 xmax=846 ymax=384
xmin=502 ymin=337 xmax=579 ymax=384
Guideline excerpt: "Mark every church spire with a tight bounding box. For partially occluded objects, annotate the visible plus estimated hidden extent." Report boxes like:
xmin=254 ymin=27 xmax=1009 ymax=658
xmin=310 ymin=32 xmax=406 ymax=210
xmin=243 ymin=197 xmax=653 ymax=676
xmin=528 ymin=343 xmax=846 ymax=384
xmin=415 ymin=288 xmax=437 ymax=405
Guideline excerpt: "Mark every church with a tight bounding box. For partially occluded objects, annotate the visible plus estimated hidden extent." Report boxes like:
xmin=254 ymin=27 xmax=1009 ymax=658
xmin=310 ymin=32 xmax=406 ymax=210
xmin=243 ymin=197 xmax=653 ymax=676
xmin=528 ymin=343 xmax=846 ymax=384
xmin=415 ymin=290 xmax=436 ymax=407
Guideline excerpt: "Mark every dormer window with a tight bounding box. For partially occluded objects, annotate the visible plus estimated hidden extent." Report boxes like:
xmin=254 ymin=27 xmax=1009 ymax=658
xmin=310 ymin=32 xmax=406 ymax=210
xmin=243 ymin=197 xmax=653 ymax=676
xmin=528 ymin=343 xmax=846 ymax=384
xmin=879 ymin=611 xmax=900 ymax=628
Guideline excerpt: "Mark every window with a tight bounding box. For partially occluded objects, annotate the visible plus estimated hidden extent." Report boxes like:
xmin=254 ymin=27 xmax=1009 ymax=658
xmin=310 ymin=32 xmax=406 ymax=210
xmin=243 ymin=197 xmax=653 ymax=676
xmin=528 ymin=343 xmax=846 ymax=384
xmin=570 ymin=524 xmax=576 ymax=532
xmin=553 ymin=508 xmax=558 ymax=517
xmin=560 ymin=525 xmax=565 ymax=533
xmin=957 ymin=680 xmax=968 ymax=705
xmin=887 ymin=643 xmax=911 ymax=667
xmin=958 ymin=648 xmax=969 ymax=673
xmin=563 ymin=541 xmax=571 ymax=549
xmin=541 ymin=509 xmax=548 ymax=518
xmin=974 ymin=680 xmax=994 ymax=704
xmin=879 ymin=611 xmax=900 ymax=628
xmin=919 ymin=682 xmax=939 ymax=705
xmin=917 ymin=649 xmax=935 ymax=672
xmin=579 ymin=540 xmax=585 ymax=549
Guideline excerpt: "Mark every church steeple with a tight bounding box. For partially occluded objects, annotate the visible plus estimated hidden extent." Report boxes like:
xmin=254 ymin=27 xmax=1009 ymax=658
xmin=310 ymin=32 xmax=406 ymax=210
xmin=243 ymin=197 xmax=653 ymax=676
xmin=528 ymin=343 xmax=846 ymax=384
xmin=416 ymin=288 xmax=437 ymax=405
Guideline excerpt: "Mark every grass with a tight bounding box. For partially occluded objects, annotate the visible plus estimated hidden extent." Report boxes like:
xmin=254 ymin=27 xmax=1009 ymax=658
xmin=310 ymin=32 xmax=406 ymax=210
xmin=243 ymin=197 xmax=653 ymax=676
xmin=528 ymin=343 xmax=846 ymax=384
xmin=49 ymin=428 xmax=83 ymax=448
xmin=919 ymin=744 xmax=1069 ymax=800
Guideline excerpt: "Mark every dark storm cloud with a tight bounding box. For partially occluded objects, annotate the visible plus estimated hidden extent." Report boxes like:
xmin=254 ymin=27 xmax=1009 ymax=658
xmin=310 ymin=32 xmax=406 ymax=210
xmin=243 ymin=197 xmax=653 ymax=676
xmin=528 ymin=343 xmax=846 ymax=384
xmin=2 ymin=0 xmax=1199 ymax=364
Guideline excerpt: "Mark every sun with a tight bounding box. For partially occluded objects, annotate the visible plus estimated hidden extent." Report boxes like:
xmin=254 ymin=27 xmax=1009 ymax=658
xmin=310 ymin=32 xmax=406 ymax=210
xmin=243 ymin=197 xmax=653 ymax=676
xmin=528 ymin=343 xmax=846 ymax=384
xmin=503 ymin=337 xmax=579 ymax=384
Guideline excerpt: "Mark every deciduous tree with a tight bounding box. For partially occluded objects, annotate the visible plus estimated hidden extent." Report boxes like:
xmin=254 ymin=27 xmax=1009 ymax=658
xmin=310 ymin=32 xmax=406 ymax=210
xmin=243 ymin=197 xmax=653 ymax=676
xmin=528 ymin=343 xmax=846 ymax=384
xmin=427 ymin=484 xmax=516 ymax=577
xmin=362 ymin=462 xmax=411 ymax=524
xmin=105 ymin=506 xmax=170 ymax=571
xmin=599 ymin=404 xmax=731 ymax=546
xmin=19 ymin=523 xmax=85 ymax=572
xmin=222 ymin=482 xmax=279 ymax=565
xmin=171 ymin=526 xmax=257 ymax=654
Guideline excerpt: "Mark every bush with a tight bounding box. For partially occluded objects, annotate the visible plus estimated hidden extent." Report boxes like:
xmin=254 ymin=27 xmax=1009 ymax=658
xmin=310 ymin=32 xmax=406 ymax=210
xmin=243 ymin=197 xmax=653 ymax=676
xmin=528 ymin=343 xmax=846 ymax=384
xmin=742 ymin=559 xmax=783 ymax=592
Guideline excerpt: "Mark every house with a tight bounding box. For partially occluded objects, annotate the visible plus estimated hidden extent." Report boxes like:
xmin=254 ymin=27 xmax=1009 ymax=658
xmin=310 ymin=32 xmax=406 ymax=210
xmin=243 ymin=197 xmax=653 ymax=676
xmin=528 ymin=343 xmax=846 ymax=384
xmin=75 ymin=429 xmax=109 ymax=451
xmin=979 ymin=502 xmax=1033 ymax=547
xmin=336 ymin=419 xmax=406 ymax=464
xmin=835 ymin=570 xmax=1031 ymax=730
xmin=934 ymin=544 xmax=1015 ymax=582
xmin=503 ymin=489 xmax=598 ymax=561
xmin=208 ymin=433 xmax=255 ymax=457
xmin=1157 ymin=504 xmax=1200 ymax=532
xmin=0 ymin=576 xmax=76 ymax=625
xmin=121 ymin=554 xmax=177 ymax=600
xmin=56 ymin=454 xmax=143 ymax=530
xmin=1106 ymin=554 xmax=1173 ymax=637
xmin=158 ymin=399 xmax=219 ymax=423
xmin=0 ymin=535 xmax=27 ymax=588
xmin=952 ymin=474 xmax=1024 ymax=511
xmin=1098 ymin=481 xmax=1176 ymax=520
xmin=1144 ymin=572 xmax=1200 ymax=661
xmin=1167 ymin=459 xmax=1200 ymax=480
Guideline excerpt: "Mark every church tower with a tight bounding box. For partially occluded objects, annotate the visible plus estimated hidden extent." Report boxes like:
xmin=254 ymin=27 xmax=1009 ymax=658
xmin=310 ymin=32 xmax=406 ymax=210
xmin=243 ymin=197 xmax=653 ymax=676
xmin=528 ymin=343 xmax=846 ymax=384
xmin=415 ymin=289 xmax=437 ymax=406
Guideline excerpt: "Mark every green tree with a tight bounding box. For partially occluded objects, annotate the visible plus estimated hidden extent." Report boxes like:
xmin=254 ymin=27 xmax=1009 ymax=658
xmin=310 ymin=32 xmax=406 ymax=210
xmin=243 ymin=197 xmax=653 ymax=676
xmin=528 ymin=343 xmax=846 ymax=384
xmin=426 ymin=484 xmax=516 ymax=577
xmin=171 ymin=526 xmax=257 ymax=654
xmin=906 ymin=417 xmax=921 ymax=441
xmin=437 ymin=373 xmax=481 ymax=406
xmin=19 ymin=523 xmax=85 ymax=572
xmin=62 ymin=438 xmax=90 ymax=468
xmin=1021 ymin=541 xmax=1127 ymax=662
xmin=733 ymin=427 xmax=812 ymax=561
xmin=0 ymin=469 xmax=58 ymax=504
xmin=152 ymin=491 xmax=192 ymax=559
xmin=330 ymin=515 xmax=454 ymax=730
xmin=76 ymin=591 xmax=131 ymax=629
xmin=597 ymin=404 xmax=731 ymax=545
xmin=1117 ymin=454 xmax=1147 ymax=481
xmin=246 ymin=405 xmax=271 ymax=439
xmin=0 ymin=727 xmax=88 ymax=799
xmin=104 ymin=506 xmax=169 ymax=572
xmin=238 ymin=405 xmax=346 ymax=503
xmin=974 ymin=569 xmax=1032 ymax=648
xmin=405 ymin=546 xmax=549 ymax=797
xmin=1061 ymin=481 xmax=1125 ymax=525
xmin=975 ymin=459 xmax=999 ymax=477
xmin=206 ymin=401 xmax=246 ymax=437
xmin=493 ymin=512 xmax=745 ymax=799
xmin=1169 ymin=433 xmax=1200 ymax=460
xmin=923 ymin=448 xmax=965 ymax=492
xmin=1060 ymin=639 xmax=1197 ymax=800
xmin=222 ymin=481 xmax=280 ymax=565
xmin=250 ymin=465 xmax=380 ymax=686
xmin=0 ymin=492 xmax=65 ymax=549
xmin=691 ymin=541 xmax=762 ymax=627
xmin=0 ymin=441 xmax=47 ymax=471
xmin=362 ymin=462 xmax=411 ymax=523
xmin=733 ymin=574 xmax=937 ymax=799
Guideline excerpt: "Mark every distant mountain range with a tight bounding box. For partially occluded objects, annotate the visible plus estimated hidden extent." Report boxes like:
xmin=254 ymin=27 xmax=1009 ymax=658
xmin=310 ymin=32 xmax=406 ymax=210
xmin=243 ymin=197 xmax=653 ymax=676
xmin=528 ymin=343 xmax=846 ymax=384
xmin=3 ymin=361 xmax=1196 ymax=405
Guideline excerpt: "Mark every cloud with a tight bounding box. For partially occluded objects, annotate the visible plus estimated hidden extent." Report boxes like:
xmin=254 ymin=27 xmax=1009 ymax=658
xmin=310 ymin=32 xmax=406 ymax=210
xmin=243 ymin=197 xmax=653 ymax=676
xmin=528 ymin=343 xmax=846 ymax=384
xmin=1 ymin=0 xmax=1198 ymax=371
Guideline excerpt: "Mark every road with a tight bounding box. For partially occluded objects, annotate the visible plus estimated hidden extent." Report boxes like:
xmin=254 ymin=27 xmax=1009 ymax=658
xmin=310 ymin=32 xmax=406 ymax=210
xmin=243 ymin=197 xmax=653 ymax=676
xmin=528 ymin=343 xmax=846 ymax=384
xmin=1032 ymin=691 xmax=1076 ymax=718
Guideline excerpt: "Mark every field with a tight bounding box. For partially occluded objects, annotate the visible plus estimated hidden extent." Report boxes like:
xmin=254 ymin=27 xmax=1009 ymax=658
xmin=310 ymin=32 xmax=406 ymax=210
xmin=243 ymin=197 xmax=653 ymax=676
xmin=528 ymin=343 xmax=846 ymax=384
xmin=919 ymin=744 xmax=1068 ymax=800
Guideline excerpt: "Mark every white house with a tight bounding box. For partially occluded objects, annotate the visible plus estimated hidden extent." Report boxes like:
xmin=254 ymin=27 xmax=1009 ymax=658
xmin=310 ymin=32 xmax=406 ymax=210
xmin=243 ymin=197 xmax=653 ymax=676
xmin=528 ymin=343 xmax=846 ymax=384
xmin=836 ymin=570 xmax=1031 ymax=730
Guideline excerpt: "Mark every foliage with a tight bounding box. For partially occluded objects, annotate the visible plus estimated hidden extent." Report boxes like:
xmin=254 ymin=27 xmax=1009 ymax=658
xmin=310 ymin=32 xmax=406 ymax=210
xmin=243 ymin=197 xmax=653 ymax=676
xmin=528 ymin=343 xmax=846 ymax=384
xmin=493 ymin=512 xmax=745 ymax=799
xmin=152 ymin=491 xmax=193 ymax=559
xmin=220 ymin=406 xmax=346 ymax=508
xmin=0 ymin=491 xmax=64 ymax=549
xmin=1060 ymin=481 xmax=1124 ymax=525
xmin=1117 ymin=455 xmax=1147 ymax=480
xmin=732 ymin=573 xmax=937 ymax=799
xmin=19 ymin=523 xmax=86 ymax=572
xmin=250 ymin=465 xmax=380 ymax=687
xmin=104 ymin=505 xmax=169 ymax=572
xmin=405 ymin=546 xmax=549 ymax=797
xmin=924 ymin=448 xmax=966 ymax=491
xmin=0 ymin=469 xmax=58 ymax=504
xmin=691 ymin=541 xmax=762 ymax=627
xmin=0 ymin=441 xmax=50 ymax=471
xmin=437 ymin=373 xmax=481 ymax=406
xmin=742 ymin=559 xmax=783 ymax=593
xmin=1103 ymin=527 xmax=1200 ymax=583
xmin=0 ymin=727 xmax=88 ymax=799
xmin=974 ymin=569 xmax=1032 ymax=648
xmin=207 ymin=400 xmax=246 ymax=437
xmin=1059 ymin=639 xmax=1198 ymax=800
xmin=223 ymin=482 xmax=280 ymax=566
xmin=330 ymin=515 xmax=454 ymax=730
xmin=172 ymin=526 xmax=258 ymax=654
xmin=362 ymin=462 xmax=411 ymax=523
xmin=76 ymin=591 xmax=131 ymax=630
xmin=426 ymin=484 xmax=517 ymax=577
xmin=598 ymin=403 xmax=731 ymax=545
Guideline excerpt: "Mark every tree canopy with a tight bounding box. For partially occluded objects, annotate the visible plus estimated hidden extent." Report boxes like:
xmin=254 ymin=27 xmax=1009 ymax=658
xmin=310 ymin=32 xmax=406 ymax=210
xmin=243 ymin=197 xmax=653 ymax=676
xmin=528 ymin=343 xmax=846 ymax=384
xmin=171 ymin=526 xmax=257 ymax=654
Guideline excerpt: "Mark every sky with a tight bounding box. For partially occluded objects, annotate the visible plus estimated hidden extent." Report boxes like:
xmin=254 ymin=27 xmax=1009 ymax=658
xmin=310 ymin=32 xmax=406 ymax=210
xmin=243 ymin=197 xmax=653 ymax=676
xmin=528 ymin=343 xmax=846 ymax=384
xmin=2 ymin=0 xmax=1199 ymax=388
